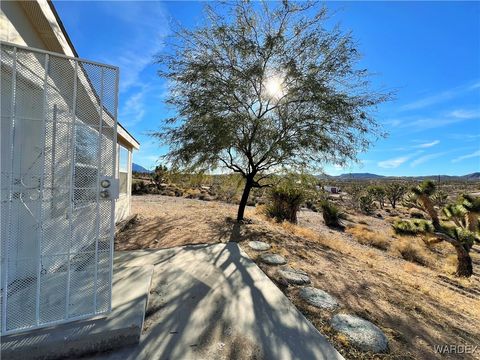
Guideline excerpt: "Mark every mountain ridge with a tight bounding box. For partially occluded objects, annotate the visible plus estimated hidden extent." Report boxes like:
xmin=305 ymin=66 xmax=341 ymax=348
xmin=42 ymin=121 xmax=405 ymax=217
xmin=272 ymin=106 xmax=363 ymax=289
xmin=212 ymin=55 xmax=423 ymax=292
xmin=318 ymin=172 xmax=480 ymax=181
xmin=132 ymin=163 xmax=152 ymax=173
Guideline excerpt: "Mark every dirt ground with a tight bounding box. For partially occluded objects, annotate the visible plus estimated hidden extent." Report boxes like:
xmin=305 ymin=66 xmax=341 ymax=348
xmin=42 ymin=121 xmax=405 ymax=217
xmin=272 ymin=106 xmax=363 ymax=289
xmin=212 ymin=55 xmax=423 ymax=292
xmin=116 ymin=195 xmax=480 ymax=360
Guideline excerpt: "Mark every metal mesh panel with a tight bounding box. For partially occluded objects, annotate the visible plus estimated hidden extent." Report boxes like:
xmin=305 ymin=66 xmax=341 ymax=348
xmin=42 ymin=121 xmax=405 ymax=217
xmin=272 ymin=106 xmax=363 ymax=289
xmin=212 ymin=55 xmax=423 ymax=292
xmin=0 ymin=42 xmax=118 ymax=334
xmin=1 ymin=45 xmax=15 ymax=330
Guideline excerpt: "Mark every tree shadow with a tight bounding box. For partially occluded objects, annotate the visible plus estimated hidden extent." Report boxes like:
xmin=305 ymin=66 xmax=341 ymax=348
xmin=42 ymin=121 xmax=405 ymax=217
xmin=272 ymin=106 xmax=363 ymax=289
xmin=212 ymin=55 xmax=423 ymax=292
xmin=92 ymin=241 xmax=342 ymax=359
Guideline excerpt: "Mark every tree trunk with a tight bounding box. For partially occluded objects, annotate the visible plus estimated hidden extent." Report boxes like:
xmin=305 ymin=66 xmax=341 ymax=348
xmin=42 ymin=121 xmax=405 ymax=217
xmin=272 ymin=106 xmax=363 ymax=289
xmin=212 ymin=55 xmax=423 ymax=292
xmin=419 ymin=195 xmax=440 ymax=230
xmin=390 ymin=199 xmax=396 ymax=209
xmin=237 ymin=175 xmax=254 ymax=222
xmin=466 ymin=212 xmax=479 ymax=233
xmin=454 ymin=244 xmax=473 ymax=277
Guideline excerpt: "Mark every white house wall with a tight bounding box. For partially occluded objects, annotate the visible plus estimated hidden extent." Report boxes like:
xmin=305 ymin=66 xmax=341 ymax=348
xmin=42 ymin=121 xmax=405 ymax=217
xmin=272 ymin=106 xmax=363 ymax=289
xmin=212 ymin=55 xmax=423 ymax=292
xmin=1 ymin=1 xmax=135 ymax=227
xmin=0 ymin=1 xmax=47 ymax=50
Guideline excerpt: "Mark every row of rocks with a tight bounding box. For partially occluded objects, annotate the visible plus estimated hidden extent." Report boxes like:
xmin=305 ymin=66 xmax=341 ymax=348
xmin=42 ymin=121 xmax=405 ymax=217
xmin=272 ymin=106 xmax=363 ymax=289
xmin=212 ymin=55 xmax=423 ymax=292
xmin=247 ymin=240 xmax=389 ymax=354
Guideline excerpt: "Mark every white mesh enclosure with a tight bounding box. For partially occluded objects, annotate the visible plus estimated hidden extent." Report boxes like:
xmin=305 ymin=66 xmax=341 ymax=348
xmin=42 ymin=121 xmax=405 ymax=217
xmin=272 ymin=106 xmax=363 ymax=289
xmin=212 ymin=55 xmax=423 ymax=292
xmin=0 ymin=42 xmax=118 ymax=334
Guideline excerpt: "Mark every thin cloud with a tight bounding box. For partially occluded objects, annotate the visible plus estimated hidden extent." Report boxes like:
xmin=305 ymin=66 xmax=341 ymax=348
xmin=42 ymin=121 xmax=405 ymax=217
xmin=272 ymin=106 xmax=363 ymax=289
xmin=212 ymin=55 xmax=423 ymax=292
xmin=378 ymin=156 xmax=409 ymax=169
xmin=411 ymin=152 xmax=447 ymax=167
xmin=415 ymin=140 xmax=440 ymax=148
xmin=378 ymin=151 xmax=423 ymax=169
xmin=119 ymin=85 xmax=148 ymax=127
xmin=448 ymin=109 xmax=480 ymax=119
xmin=452 ymin=150 xmax=480 ymax=163
xmin=386 ymin=109 xmax=478 ymax=132
xmin=400 ymin=80 xmax=480 ymax=111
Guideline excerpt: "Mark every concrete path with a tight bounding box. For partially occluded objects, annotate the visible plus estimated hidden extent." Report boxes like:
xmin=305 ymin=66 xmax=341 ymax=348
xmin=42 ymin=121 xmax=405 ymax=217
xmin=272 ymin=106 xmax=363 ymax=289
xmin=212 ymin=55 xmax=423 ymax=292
xmin=94 ymin=243 xmax=343 ymax=360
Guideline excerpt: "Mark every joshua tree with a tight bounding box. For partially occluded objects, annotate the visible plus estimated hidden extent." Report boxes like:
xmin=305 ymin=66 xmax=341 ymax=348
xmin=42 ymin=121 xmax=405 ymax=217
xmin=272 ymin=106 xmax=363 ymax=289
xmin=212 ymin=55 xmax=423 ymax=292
xmin=404 ymin=180 xmax=479 ymax=277
xmin=153 ymin=0 xmax=390 ymax=222
xmin=460 ymin=194 xmax=480 ymax=232
xmin=152 ymin=165 xmax=169 ymax=189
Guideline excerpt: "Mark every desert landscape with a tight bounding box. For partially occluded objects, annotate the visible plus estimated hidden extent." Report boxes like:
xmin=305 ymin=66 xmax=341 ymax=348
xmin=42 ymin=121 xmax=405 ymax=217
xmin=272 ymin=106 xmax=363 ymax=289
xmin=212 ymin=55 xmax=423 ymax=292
xmin=117 ymin=173 xmax=480 ymax=359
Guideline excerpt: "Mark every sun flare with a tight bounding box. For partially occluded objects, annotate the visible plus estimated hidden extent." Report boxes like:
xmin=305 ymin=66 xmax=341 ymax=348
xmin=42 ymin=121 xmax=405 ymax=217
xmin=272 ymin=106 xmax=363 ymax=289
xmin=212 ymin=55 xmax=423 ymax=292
xmin=264 ymin=73 xmax=286 ymax=100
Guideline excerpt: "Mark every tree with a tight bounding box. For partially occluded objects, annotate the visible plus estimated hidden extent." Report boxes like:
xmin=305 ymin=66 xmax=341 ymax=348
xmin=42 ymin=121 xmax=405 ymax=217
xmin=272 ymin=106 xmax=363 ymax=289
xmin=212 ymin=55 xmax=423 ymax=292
xmin=367 ymin=185 xmax=386 ymax=208
xmin=153 ymin=1 xmax=390 ymax=221
xmin=385 ymin=182 xmax=407 ymax=209
xmin=404 ymin=180 xmax=479 ymax=277
xmin=152 ymin=165 xmax=169 ymax=189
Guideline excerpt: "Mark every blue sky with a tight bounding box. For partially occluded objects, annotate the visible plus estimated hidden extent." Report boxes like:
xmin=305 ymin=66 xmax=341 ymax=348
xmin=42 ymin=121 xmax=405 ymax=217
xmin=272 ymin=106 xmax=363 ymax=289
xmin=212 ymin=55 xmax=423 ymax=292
xmin=54 ymin=1 xmax=480 ymax=176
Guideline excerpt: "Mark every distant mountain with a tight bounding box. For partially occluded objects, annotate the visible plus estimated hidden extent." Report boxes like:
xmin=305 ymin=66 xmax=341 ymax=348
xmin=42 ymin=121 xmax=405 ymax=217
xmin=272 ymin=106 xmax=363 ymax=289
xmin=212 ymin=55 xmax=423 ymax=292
xmin=317 ymin=172 xmax=480 ymax=181
xmin=132 ymin=163 xmax=152 ymax=173
xmin=336 ymin=173 xmax=385 ymax=180
xmin=316 ymin=173 xmax=385 ymax=180
xmin=462 ymin=172 xmax=480 ymax=180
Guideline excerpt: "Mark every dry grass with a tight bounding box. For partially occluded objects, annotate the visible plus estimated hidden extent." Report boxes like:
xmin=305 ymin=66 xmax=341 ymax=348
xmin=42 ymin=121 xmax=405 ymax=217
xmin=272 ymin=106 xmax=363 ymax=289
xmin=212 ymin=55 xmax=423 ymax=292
xmin=391 ymin=237 xmax=434 ymax=267
xmin=443 ymin=253 xmax=463 ymax=275
xmin=346 ymin=225 xmax=390 ymax=250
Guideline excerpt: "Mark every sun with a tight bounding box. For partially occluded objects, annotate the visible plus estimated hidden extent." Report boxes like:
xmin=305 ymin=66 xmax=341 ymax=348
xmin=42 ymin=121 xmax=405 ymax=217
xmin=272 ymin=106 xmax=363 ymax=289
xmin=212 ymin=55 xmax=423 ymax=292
xmin=264 ymin=73 xmax=286 ymax=100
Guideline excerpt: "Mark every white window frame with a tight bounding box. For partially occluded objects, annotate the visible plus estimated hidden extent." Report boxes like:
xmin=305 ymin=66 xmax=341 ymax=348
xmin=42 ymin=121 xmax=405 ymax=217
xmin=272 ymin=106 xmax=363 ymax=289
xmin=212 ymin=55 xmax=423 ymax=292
xmin=117 ymin=144 xmax=129 ymax=197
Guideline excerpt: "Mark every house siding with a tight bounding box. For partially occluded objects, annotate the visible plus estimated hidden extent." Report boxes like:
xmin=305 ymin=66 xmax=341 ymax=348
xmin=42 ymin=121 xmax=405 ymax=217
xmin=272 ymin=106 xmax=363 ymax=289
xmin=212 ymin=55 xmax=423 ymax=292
xmin=1 ymin=0 xmax=138 ymax=224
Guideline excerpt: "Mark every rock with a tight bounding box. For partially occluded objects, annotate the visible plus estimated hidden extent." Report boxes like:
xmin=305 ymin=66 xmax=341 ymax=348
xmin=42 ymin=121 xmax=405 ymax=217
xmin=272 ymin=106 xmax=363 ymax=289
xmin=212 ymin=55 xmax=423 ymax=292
xmin=260 ymin=253 xmax=286 ymax=265
xmin=299 ymin=287 xmax=339 ymax=310
xmin=330 ymin=314 xmax=388 ymax=353
xmin=278 ymin=267 xmax=310 ymax=285
xmin=248 ymin=241 xmax=271 ymax=251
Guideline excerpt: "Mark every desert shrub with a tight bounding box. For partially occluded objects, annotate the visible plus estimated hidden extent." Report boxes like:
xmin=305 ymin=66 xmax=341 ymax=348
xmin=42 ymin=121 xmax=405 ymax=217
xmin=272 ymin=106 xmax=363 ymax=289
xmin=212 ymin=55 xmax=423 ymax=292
xmin=320 ymin=201 xmax=344 ymax=228
xmin=132 ymin=180 xmax=148 ymax=195
xmin=305 ymin=200 xmax=317 ymax=211
xmin=174 ymin=188 xmax=183 ymax=197
xmin=393 ymin=219 xmax=434 ymax=235
xmin=409 ymin=209 xmax=426 ymax=219
xmin=184 ymin=188 xmax=201 ymax=199
xmin=393 ymin=240 xmax=430 ymax=266
xmin=266 ymin=183 xmax=305 ymax=224
xmin=346 ymin=225 xmax=390 ymax=250
xmin=359 ymin=194 xmax=375 ymax=214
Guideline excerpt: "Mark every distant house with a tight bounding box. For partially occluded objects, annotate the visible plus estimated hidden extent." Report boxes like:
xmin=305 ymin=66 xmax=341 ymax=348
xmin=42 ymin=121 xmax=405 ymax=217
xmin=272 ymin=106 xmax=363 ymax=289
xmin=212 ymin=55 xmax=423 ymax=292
xmin=1 ymin=0 xmax=138 ymax=335
xmin=323 ymin=186 xmax=340 ymax=194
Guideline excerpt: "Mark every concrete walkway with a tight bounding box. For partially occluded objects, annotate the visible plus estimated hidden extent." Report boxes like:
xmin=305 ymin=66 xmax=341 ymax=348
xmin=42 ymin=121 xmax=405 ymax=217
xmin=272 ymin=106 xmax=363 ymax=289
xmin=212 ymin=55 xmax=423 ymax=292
xmin=93 ymin=243 xmax=343 ymax=360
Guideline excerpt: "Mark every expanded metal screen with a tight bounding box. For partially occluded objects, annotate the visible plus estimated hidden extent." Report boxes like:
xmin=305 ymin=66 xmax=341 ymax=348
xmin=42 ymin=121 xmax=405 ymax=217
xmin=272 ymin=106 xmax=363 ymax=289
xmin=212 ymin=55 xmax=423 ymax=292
xmin=0 ymin=42 xmax=118 ymax=334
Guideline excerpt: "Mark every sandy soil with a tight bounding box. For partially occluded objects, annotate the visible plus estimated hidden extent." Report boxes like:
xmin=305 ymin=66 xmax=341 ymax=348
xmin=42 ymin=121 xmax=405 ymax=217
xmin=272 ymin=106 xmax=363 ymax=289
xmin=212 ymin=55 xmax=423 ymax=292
xmin=115 ymin=195 xmax=240 ymax=249
xmin=116 ymin=195 xmax=480 ymax=360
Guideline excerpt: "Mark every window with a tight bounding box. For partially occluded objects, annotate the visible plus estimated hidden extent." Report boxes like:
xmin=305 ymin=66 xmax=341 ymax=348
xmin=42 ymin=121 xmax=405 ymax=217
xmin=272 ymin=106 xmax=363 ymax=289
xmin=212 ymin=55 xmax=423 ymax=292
xmin=74 ymin=124 xmax=98 ymax=207
xmin=118 ymin=146 xmax=129 ymax=195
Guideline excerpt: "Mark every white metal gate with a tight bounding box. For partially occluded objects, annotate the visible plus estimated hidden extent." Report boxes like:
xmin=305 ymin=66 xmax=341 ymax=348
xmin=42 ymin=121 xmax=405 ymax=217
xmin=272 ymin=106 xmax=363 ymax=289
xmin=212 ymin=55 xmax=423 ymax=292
xmin=0 ymin=42 xmax=119 ymax=334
